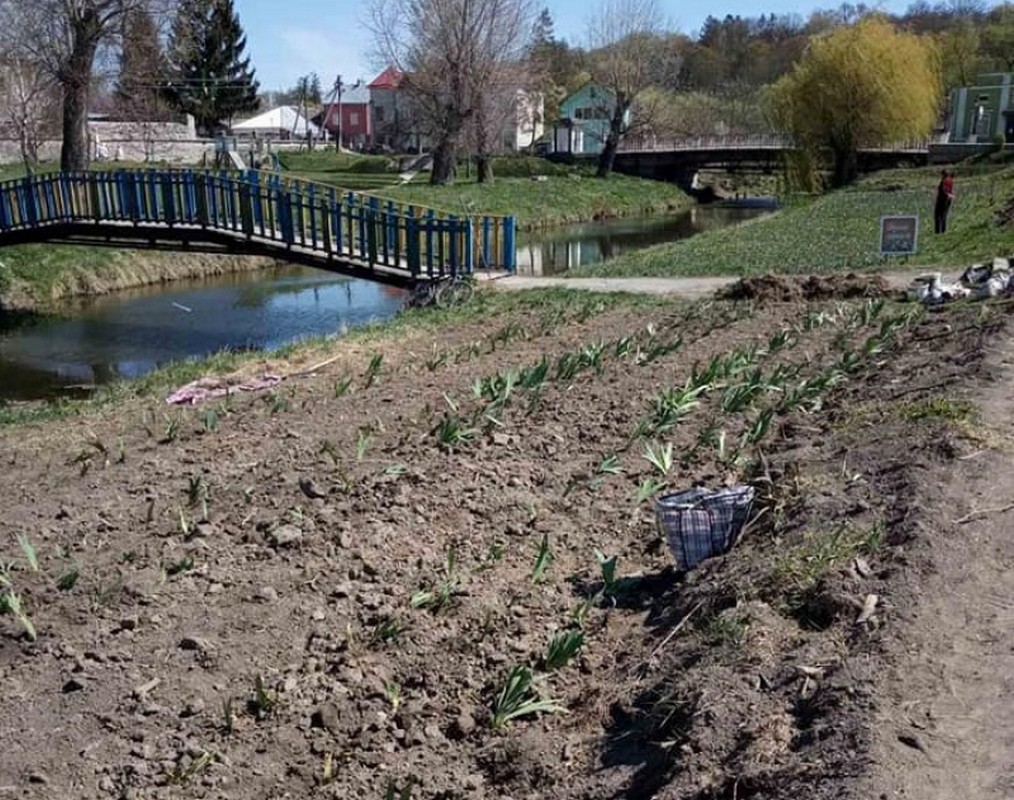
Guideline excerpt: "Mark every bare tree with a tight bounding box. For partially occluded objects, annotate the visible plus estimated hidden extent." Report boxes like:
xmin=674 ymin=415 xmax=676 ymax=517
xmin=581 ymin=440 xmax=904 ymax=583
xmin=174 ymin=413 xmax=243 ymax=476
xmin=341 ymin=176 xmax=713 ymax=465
xmin=370 ymin=0 xmax=537 ymax=184
xmin=587 ymin=0 xmax=665 ymax=177
xmin=0 ymin=57 xmax=59 ymax=173
xmin=0 ymin=0 xmax=162 ymax=171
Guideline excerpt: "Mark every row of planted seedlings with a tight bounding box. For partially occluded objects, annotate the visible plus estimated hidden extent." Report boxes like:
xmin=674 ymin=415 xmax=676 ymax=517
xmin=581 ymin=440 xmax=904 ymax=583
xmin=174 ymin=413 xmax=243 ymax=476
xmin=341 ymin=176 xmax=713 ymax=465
xmin=426 ymin=300 xmax=760 ymax=451
xmin=568 ymin=298 xmax=918 ymax=512
xmin=352 ymin=303 xmax=772 ymax=739
xmin=285 ymin=301 xmax=767 ymax=744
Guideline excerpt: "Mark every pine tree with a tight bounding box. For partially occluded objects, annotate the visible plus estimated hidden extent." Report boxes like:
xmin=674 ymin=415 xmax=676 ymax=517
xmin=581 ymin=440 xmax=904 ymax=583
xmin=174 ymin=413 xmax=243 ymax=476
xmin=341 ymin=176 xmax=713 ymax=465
xmin=116 ymin=8 xmax=170 ymax=121
xmin=163 ymin=0 xmax=259 ymax=136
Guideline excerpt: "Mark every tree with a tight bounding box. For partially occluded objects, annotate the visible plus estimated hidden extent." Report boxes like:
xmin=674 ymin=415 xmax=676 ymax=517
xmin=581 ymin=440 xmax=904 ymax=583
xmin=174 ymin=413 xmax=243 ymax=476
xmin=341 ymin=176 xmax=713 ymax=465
xmin=370 ymin=0 xmax=537 ymax=184
xmin=770 ymin=17 xmax=942 ymax=187
xmin=116 ymin=7 xmax=172 ymax=129
xmin=163 ymin=0 xmax=259 ymax=136
xmin=0 ymin=57 xmax=59 ymax=172
xmin=586 ymin=0 xmax=667 ymax=177
xmin=0 ymin=0 xmax=157 ymax=170
xmin=982 ymin=4 xmax=1014 ymax=71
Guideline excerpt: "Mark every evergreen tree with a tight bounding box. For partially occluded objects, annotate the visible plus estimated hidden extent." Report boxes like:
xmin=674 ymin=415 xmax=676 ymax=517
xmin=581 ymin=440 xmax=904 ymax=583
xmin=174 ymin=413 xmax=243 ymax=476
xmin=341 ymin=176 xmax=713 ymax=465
xmin=116 ymin=8 xmax=170 ymax=121
xmin=164 ymin=0 xmax=259 ymax=135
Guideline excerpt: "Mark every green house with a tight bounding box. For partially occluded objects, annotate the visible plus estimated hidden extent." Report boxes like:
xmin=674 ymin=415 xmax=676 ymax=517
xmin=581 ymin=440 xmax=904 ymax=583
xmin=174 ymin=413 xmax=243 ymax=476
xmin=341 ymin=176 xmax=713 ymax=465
xmin=948 ymin=72 xmax=1014 ymax=143
xmin=550 ymin=83 xmax=632 ymax=155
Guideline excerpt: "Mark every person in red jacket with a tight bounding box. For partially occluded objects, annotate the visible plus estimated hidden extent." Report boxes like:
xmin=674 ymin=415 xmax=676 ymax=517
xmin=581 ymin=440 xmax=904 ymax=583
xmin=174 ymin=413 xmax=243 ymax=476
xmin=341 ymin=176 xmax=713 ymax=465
xmin=934 ymin=169 xmax=956 ymax=234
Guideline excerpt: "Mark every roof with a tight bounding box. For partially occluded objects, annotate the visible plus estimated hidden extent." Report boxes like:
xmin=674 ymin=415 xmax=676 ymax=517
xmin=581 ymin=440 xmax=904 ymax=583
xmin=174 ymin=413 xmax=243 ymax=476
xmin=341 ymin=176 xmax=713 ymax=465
xmin=231 ymin=106 xmax=321 ymax=136
xmin=326 ymin=85 xmax=370 ymax=106
xmin=369 ymin=66 xmax=404 ymax=90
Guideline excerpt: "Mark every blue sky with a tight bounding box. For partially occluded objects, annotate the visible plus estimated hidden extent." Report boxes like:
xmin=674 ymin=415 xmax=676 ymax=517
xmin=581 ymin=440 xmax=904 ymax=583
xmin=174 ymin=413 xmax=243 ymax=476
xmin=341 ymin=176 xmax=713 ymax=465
xmin=236 ymin=0 xmax=917 ymax=91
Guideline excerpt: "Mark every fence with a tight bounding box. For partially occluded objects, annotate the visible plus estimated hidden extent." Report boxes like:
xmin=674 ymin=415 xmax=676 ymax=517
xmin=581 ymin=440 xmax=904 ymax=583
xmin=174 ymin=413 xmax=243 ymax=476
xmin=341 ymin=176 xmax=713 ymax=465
xmin=0 ymin=169 xmax=517 ymax=278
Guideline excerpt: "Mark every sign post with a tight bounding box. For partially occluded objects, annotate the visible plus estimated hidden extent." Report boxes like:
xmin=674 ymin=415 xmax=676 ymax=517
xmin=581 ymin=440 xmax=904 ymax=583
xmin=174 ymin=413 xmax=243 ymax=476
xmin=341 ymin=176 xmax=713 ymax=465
xmin=879 ymin=215 xmax=919 ymax=256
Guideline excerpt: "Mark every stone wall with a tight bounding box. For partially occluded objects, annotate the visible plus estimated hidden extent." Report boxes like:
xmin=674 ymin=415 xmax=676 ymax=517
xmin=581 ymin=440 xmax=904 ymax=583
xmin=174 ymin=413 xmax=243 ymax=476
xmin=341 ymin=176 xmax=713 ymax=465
xmin=0 ymin=119 xmax=215 ymax=166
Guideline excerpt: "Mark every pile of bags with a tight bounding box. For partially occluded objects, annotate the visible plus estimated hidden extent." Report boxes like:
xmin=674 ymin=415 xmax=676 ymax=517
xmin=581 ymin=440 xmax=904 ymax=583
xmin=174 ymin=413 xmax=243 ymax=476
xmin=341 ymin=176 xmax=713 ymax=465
xmin=907 ymin=257 xmax=1013 ymax=306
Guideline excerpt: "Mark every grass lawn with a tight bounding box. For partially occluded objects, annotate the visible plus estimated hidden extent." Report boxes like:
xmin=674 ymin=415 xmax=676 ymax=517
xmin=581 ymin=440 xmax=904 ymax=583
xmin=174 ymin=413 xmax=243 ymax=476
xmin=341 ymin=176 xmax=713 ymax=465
xmin=277 ymin=151 xmax=692 ymax=229
xmin=581 ymin=159 xmax=1014 ymax=278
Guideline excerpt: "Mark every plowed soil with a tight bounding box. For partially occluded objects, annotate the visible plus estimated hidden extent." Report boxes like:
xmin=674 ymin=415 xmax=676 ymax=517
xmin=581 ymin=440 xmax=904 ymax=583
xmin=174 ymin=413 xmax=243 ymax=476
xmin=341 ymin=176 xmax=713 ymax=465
xmin=1 ymin=286 xmax=1012 ymax=800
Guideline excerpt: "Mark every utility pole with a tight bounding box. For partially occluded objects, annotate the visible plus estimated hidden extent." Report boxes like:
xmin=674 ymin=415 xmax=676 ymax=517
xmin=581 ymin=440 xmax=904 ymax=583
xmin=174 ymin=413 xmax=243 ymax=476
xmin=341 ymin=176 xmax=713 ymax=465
xmin=323 ymin=74 xmax=344 ymax=152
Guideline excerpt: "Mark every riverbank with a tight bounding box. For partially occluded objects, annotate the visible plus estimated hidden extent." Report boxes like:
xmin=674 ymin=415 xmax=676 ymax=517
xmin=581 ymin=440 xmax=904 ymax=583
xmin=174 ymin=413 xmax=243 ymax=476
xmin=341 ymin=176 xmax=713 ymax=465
xmin=580 ymin=160 xmax=1014 ymax=277
xmin=1 ymin=278 xmax=1010 ymax=800
xmin=0 ymin=247 xmax=277 ymax=312
xmin=279 ymin=152 xmax=694 ymax=230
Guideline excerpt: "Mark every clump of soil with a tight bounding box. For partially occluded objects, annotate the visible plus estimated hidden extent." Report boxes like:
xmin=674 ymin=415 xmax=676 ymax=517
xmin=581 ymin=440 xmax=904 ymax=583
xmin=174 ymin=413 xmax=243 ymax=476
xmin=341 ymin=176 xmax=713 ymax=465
xmin=718 ymin=275 xmax=802 ymax=302
xmin=718 ymin=273 xmax=889 ymax=303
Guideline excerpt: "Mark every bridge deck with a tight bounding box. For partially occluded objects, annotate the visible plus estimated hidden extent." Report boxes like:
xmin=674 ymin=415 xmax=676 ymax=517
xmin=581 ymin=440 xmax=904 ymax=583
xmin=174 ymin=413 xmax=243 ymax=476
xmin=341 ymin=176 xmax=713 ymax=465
xmin=0 ymin=170 xmax=517 ymax=285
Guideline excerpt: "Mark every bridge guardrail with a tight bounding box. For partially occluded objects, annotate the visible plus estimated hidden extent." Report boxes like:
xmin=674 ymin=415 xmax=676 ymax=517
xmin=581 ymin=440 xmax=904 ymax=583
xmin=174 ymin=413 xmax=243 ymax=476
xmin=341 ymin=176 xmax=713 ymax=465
xmin=617 ymin=134 xmax=930 ymax=153
xmin=0 ymin=169 xmax=517 ymax=278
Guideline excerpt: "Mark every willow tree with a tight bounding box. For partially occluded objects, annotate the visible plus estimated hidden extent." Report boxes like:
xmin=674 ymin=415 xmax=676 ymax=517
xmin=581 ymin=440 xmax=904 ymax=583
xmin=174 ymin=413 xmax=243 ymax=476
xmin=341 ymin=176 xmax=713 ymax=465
xmin=370 ymin=0 xmax=537 ymax=184
xmin=770 ymin=17 xmax=941 ymax=187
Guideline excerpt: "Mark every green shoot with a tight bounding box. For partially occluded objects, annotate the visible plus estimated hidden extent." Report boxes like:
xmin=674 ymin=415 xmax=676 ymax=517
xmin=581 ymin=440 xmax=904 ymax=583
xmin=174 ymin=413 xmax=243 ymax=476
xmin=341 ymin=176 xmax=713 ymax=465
xmin=410 ymin=547 xmax=460 ymax=612
xmin=642 ymin=442 xmax=674 ymax=477
xmin=542 ymin=628 xmax=584 ymax=671
xmin=333 ymin=374 xmax=354 ymax=398
xmin=490 ymin=665 xmax=564 ymax=729
xmin=364 ymin=354 xmax=383 ymax=388
xmin=383 ymin=680 xmax=402 ymax=711
xmin=16 ymin=534 xmax=38 ymax=571
xmin=530 ymin=533 xmax=552 ymax=583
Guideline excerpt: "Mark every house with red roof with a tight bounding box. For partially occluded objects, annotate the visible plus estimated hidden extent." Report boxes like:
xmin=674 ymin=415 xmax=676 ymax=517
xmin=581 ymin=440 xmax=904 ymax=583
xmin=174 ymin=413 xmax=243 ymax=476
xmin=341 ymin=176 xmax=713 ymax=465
xmin=369 ymin=67 xmax=422 ymax=151
xmin=317 ymin=83 xmax=371 ymax=150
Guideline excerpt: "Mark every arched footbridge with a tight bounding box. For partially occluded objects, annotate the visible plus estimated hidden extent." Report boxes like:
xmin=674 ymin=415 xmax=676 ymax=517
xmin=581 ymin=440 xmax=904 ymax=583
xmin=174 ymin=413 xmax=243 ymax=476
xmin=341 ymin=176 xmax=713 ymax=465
xmin=0 ymin=170 xmax=517 ymax=285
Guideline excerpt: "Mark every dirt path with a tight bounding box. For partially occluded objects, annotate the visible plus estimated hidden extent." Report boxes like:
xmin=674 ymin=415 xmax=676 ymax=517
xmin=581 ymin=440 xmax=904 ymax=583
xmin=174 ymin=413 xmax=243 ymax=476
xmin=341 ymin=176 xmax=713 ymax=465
xmin=865 ymin=339 xmax=1014 ymax=799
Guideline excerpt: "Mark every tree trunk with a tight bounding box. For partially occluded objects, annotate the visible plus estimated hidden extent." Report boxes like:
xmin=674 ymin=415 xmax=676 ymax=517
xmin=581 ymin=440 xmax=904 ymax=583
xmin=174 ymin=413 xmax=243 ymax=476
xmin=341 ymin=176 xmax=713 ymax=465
xmin=60 ymin=34 xmax=100 ymax=172
xmin=831 ymin=147 xmax=858 ymax=188
xmin=431 ymin=136 xmax=458 ymax=185
xmin=476 ymin=154 xmax=494 ymax=184
xmin=596 ymin=104 xmax=626 ymax=178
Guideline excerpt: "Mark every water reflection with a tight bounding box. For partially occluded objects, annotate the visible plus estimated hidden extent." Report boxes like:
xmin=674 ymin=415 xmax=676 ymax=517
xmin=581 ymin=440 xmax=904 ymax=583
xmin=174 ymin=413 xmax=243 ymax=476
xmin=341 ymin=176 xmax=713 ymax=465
xmin=0 ymin=205 xmax=770 ymax=402
xmin=0 ymin=268 xmax=406 ymax=401
xmin=515 ymin=205 xmax=770 ymax=276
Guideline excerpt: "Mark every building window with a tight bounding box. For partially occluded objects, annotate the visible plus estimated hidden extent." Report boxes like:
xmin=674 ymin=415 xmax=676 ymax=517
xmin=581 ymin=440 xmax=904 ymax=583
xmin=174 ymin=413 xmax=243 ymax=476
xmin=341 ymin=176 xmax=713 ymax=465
xmin=375 ymin=107 xmax=385 ymax=122
xmin=350 ymin=112 xmax=359 ymax=125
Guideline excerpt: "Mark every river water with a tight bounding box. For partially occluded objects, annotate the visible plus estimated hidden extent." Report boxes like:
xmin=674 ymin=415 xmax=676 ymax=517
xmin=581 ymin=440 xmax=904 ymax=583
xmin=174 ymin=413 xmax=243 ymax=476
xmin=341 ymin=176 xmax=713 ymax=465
xmin=0 ymin=204 xmax=770 ymax=401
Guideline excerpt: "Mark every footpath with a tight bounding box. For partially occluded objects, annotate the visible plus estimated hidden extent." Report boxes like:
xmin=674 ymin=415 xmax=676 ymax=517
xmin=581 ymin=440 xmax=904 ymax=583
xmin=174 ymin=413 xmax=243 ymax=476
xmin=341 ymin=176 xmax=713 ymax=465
xmin=485 ymin=269 xmax=955 ymax=298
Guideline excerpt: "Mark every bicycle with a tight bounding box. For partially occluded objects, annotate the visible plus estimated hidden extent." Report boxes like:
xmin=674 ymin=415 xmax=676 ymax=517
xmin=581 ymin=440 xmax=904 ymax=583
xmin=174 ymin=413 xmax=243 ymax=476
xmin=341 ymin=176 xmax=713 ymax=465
xmin=404 ymin=273 xmax=476 ymax=309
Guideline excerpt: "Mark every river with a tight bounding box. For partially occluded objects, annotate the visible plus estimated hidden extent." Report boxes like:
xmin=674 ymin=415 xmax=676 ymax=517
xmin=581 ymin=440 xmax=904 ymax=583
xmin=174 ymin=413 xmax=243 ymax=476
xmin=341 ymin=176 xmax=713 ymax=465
xmin=0 ymin=204 xmax=771 ymax=402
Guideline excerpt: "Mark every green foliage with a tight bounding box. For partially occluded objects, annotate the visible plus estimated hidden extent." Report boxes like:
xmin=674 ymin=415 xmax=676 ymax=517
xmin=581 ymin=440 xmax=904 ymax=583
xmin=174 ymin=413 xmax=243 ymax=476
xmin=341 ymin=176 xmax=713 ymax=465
xmin=163 ymin=0 xmax=259 ymax=135
xmin=584 ymin=164 xmax=1014 ymax=278
xmin=542 ymin=628 xmax=585 ymax=671
xmin=530 ymin=533 xmax=553 ymax=583
xmin=770 ymin=18 xmax=942 ymax=186
xmin=490 ymin=665 xmax=564 ymax=729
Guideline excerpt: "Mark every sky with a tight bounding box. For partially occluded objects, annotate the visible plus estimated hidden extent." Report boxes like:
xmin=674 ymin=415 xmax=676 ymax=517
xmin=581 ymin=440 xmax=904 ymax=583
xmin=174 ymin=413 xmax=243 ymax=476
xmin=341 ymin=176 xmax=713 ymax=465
xmin=236 ymin=0 xmax=920 ymax=92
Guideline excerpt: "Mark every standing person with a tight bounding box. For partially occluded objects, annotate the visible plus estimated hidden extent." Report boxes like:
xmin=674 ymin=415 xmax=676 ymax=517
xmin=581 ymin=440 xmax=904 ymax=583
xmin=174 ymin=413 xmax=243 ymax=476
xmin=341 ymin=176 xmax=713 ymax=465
xmin=934 ymin=169 xmax=956 ymax=234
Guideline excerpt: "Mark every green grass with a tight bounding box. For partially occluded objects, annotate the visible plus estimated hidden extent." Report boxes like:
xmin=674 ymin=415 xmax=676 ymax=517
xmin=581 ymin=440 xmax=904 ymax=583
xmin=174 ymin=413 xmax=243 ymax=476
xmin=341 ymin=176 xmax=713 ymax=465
xmin=582 ymin=162 xmax=1014 ymax=277
xmin=0 ymin=287 xmax=669 ymax=427
xmin=275 ymin=151 xmax=691 ymax=228
xmin=382 ymin=173 xmax=691 ymax=229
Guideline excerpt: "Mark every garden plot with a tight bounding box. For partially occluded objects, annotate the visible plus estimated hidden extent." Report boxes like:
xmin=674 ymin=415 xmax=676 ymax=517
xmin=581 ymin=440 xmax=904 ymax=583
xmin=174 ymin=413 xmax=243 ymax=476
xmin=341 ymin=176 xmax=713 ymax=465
xmin=0 ymin=282 xmax=1009 ymax=800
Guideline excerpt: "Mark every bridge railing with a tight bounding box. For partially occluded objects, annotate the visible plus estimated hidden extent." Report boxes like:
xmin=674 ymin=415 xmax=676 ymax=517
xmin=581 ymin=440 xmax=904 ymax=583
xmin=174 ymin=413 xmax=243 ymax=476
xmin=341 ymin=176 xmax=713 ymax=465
xmin=616 ymin=134 xmax=931 ymax=154
xmin=0 ymin=170 xmax=518 ymax=277
xmin=618 ymin=134 xmax=795 ymax=152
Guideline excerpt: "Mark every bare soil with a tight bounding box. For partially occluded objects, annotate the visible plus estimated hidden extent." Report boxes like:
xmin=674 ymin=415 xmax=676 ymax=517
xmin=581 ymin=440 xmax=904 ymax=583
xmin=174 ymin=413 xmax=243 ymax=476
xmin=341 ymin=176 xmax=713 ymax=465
xmin=1 ymin=285 xmax=1012 ymax=800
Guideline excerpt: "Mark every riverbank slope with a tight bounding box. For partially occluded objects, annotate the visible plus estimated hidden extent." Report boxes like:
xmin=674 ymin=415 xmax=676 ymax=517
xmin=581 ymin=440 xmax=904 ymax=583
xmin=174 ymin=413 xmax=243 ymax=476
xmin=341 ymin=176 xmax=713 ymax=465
xmin=581 ymin=159 xmax=1014 ymax=277
xmin=0 ymin=282 xmax=1010 ymax=800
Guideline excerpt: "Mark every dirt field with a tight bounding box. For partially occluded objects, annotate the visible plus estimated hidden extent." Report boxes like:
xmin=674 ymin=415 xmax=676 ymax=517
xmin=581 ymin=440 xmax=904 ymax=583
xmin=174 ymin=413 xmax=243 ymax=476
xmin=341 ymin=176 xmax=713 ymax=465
xmin=1 ymin=280 xmax=1011 ymax=799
